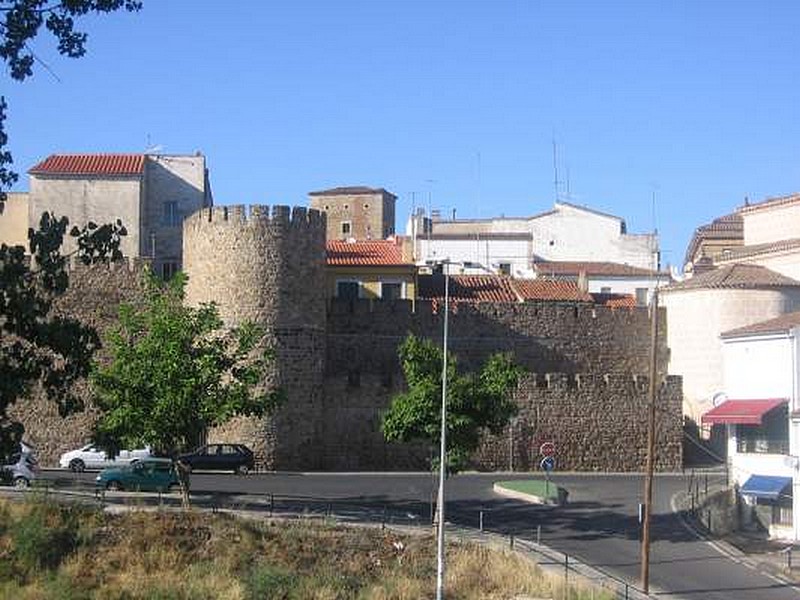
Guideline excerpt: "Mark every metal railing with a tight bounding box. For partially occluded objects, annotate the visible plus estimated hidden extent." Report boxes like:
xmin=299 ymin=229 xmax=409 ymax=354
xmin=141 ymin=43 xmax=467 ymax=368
xmin=6 ymin=478 xmax=656 ymax=600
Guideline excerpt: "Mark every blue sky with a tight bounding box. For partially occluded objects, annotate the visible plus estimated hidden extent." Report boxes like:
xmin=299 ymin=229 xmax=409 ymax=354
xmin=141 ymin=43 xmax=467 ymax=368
xmin=5 ymin=1 xmax=800 ymax=268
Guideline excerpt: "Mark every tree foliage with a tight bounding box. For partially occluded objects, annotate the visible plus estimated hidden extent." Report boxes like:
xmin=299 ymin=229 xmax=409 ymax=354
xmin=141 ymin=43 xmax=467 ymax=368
xmin=91 ymin=272 xmax=284 ymax=458
xmin=0 ymin=0 xmax=143 ymax=201
xmin=382 ymin=334 xmax=523 ymax=472
xmin=0 ymin=212 xmax=126 ymax=457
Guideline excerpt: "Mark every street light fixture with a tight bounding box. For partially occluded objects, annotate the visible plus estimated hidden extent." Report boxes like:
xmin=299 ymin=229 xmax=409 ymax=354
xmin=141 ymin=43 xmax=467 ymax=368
xmin=426 ymin=258 xmax=489 ymax=600
xmin=434 ymin=259 xmax=451 ymax=600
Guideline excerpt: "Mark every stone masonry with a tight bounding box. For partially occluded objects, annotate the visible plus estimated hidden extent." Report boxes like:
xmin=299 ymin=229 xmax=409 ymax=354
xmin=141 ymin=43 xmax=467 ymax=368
xmin=13 ymin=204 xmax=683 ymax=471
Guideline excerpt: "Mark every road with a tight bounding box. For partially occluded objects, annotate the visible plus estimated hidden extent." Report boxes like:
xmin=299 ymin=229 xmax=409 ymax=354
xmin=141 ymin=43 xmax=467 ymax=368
xmin=37 ymin=469 xmax=800 ymax=600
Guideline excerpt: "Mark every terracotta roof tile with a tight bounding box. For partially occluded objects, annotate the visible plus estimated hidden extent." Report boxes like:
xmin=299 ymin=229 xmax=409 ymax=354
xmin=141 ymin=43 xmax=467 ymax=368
xmin=663 ymin=263 xmax=800 ymax=292
xmin=326 ymin=239 xmax=410 ymax=266
xmin=29 ymin=154 xmax=145 ymax=176
xmin=534 ymin=261 xmax=663 ymax=277
xmin=716 ymin=238 xmax=800 ymax=262
xmin=684 ymin=212 xmax=744 ymax=265
xmin=721 ymin=310 xmax=800 ymax=338
xmin=310 ymin=186 xmax=395 ymax=197
xmin=418 ymin=275 xmax=519 ymax=304
xmin=418 ymin=275 xmax=593 ymax=304
xmin=513 ymin=279 xmax=593 ymax=302
xmin=590 ymin=292 xmax=637 ymax=308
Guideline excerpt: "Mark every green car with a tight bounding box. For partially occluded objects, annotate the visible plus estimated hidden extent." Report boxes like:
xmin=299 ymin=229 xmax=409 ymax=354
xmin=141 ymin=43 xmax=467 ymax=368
xmin=95 ymin=457 xmax=182 ymax=492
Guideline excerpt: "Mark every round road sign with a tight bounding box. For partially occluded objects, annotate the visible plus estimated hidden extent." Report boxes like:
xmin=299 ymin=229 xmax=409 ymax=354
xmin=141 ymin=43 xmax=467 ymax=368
xmin=539 ymin=442 xmax=556 ymax=457
xmin=540 ymin=456 xmax=555 ymax=472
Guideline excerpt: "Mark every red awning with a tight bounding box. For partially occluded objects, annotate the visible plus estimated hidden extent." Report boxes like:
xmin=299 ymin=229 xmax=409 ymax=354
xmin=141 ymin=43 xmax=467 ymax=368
xmin=702 ymin=398 xmax=788 ymax=425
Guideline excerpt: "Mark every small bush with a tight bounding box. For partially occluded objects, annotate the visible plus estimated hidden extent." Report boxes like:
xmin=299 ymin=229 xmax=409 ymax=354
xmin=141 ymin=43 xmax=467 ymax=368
xmin=243 ymin=563 xmax=299 ymax=600
xmin=10 ymin=502 xmax=79 ymax=574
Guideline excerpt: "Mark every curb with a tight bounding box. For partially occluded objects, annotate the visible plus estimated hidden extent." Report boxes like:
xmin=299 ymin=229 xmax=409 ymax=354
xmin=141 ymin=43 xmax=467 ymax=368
xmin=493 ymin=482 xmax=567 ymax=506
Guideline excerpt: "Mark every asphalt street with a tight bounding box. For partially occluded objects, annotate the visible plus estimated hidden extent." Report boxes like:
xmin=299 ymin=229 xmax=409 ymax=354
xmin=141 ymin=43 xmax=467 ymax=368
xmin=38 ymin=469 xmax=800 ymax=600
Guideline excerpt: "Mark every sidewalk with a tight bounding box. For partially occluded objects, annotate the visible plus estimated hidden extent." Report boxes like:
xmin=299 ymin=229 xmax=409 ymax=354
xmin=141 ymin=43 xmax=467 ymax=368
xmin=673 ymin=473 xmax=800 ymax=585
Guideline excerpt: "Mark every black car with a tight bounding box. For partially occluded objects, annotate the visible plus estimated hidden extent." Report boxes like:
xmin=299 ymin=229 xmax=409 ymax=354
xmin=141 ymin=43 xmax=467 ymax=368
xmin=178 ymin=444 xmax=254 ymax=475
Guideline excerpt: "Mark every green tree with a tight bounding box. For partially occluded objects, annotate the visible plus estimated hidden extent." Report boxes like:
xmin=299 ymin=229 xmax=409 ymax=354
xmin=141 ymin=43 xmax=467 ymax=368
xmin=91 ymin=272 xmax=284 ymax=494
xmin=0 ymin=213 xmax=126 ymax=457
xmin=0 ymin=0 xmax=143 ymax=199
xmin=382 ymin=334 xmax=523 ymax=472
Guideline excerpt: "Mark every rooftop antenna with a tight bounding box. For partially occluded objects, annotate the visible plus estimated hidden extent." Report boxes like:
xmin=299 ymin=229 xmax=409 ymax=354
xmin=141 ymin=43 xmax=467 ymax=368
xmin=565 ymin=164 xmax=571 ymax=200
xmin=552 ymin=137 xmax=562 ymax=203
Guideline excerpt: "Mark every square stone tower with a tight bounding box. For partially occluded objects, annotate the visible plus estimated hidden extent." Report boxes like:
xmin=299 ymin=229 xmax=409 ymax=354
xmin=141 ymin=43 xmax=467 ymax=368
xmin=309 ymin=186 xmax=396 ymax=241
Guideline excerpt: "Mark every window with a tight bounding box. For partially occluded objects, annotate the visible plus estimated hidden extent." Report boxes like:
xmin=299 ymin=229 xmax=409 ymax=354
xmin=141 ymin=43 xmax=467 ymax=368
xmin=635 ymin=288 xmax=649 ymax=305
xmin=600 ymin=286 xmax=612 ymax=294
xmin=341 ymin=221 xmax=352 ymax=236
xmin=381 ymin=282 xmax=403 ymax=300
xmin=498 ymin=263 xmax=511 ymax=276
xmin=736 ymin=406 xmax=789 ymax=454
xmin=337 ymin=281 xmax=360 ymax=300
xmin=773 ymin=502 xmax=793 ymax=526
xmin=161 ymin=262 xmax=179 ymax=280
xmin=162 ymin=201 xmax=180 ymax=227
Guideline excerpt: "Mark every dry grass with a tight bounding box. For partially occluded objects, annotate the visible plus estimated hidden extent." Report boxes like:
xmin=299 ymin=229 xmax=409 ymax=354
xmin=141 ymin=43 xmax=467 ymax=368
xmin=0 ymin=498 xmax=611 ymax=599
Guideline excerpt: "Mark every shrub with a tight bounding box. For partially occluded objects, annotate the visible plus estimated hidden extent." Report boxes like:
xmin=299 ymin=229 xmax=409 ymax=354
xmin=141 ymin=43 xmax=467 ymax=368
xmin=243 ymin=563 xmax=298 ymax=600
xmin=10 ymin=502 xmax=79 ymax=575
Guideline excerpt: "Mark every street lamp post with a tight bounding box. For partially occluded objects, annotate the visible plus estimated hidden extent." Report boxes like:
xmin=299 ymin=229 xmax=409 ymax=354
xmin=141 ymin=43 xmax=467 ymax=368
xmin=435 ymin=262 xmax=451 ymax=600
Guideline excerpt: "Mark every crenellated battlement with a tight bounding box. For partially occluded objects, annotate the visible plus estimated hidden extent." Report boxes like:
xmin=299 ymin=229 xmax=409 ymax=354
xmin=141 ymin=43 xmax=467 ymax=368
xmin=186 ymin=204 xmax=326 ymax=231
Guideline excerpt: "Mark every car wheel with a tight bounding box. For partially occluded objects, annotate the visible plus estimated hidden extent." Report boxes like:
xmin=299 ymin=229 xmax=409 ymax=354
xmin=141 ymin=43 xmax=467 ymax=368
xmin=13 ymin=477 xmax=29 ymax=489
xmin=236 ymin=465 xmax=250 ymax=476
xmin=106 ymin=481 xmax=122 ymax=491
xmin=69 ymin=459 xmax=85 ymax=473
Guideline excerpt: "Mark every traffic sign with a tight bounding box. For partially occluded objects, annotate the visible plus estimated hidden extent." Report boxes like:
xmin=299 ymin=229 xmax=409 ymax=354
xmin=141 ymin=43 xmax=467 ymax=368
xmin=540 ymin=456 xmax=555 ymax=472
xmin=539 ymin=441 xmax=556 ymax=457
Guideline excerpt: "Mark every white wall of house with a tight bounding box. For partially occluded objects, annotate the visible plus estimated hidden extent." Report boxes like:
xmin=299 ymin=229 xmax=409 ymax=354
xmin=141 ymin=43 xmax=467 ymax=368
xmin=142 ymin=155 xmax=208 ymax=271
xmin=721 ymin=329 xmax=800 ymax=540
xmin=587 ymin=275 xmax=667 ymax=304
xmin=408 ymin=201 xmax=658 ymax=276
xmin=742 ymin=202 xmax=800 ymax=246
xmin=662 ymin=287 xmax=800 ymax=422
xmin=29 ymin=175 xmax=143 ymax=259
xmin=0 ymin=192 xmax=30 ymax=248
xmin=414 ymin=236 xmax=533 ymax=277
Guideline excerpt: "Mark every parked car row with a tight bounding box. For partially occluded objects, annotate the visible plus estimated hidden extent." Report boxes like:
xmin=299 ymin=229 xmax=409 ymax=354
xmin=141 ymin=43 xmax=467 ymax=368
xmin=2 ymin=442 xmax=256 ymax=493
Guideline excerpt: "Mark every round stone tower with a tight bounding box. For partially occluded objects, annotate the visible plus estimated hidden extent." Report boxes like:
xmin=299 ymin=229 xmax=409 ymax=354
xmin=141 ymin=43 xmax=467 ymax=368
xmin=183 ymin=205 xmax=327 ymax=469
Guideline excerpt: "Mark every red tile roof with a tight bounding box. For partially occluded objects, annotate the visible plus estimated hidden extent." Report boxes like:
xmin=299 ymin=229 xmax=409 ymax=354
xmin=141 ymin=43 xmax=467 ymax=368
xmin=513 ymin=279 xmax=593 ymax=302
xmin=418 ymin=275 xmax=519 ymax=303
xmin=326 ymin=239 xmax=410 ymax=266
xmin=590 ymin=292 xmax=637 ymax=308
xmin=716 ymin=238 xmax=800 ymax=262
xmin=721 ymin=310 xmax=800 ymax=338
xmin=418 ymin=275 xmax=593 ymax=304
xmin=684 ymin=212 xmax=743 ymax=265
xmin=534 ymin=261 xmax=663 ymax=278
xmin=663 ymin=263 xmax=800 ymax=292
xmin=29 ymin=154 xmax=145 ymax=176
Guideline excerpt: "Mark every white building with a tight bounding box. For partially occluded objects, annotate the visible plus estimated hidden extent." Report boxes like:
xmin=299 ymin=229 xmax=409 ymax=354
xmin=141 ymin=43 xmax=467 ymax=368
xmin=533 ymin=260 xmax=669 ymax=306
xmin=22 ymin=153 xmax=213 ymax=277
xmin=715 ymin=193 xmax=800 ymax=281
xmin=406 ymin=201 xmax=659 ymax=279
xmin=703 ymin=311 xmax=800 ymax=540
xmin=661 ymin=263 xmax=800 ymax=422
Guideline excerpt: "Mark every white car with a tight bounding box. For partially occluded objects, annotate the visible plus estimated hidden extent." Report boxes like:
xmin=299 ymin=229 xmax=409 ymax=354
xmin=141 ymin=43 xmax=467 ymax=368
xmin=59 ymin=444 xmax=152 ymax=472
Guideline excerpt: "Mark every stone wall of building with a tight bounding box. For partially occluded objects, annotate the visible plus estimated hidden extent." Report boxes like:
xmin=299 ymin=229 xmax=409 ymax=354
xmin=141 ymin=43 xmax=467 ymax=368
xmin=183 ymin=205 xmax=328 ymax=469
xmin=11 ymin=212 xmax=684 ymax=473
xmin=9 ymin=259 xmax=149 ymax=465
xmin=321 ymin=299 xmax=681 ymax=472
xmin=326 ymin=299 xmax=668 ymax=376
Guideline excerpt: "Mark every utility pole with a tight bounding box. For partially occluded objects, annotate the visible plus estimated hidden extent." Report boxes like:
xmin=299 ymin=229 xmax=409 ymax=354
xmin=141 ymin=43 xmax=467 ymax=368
xmin=640 ymin=284 xmax=660 ymax=593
